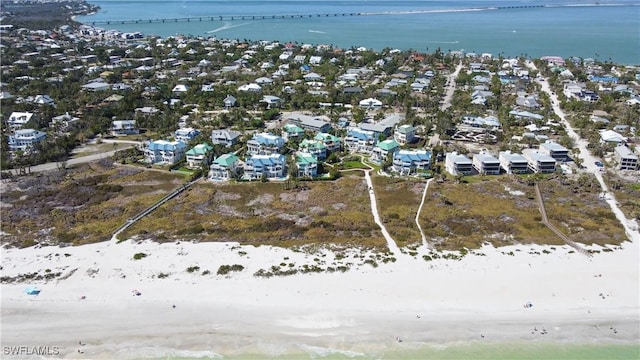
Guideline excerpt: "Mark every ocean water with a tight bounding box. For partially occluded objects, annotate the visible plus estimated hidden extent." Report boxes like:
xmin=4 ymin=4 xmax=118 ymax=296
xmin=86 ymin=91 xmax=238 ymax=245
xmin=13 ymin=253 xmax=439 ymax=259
xmin=77 ymin=0 xmax=640 ymax=64
xmin=153 ymin=342 xmax=640 ymax=360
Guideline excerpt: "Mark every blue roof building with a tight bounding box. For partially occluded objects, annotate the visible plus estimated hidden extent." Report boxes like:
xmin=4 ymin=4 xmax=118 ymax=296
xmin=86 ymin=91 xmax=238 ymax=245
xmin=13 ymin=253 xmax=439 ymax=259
xmin=392 ymin=149 xmax=432 ymax=175
xmin=247 ymin=132 xmax=285 ymax=155
xmin=244 ymin=154 xmax=286 ymax=180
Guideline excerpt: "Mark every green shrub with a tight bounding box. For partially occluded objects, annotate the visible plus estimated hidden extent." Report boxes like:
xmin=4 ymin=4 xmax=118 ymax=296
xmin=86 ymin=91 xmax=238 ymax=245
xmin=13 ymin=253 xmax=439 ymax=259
xmin=133 ymin=252 xmax=147 ymax=260
xmin=186 ymin=266 xmax=200 ymax=273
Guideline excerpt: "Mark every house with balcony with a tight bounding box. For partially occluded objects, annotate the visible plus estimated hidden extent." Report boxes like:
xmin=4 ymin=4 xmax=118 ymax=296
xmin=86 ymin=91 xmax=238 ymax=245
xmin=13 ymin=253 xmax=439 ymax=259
xmin=211 ymin=129 xmax=241 ymax=147
xmin=174 ymin=127 xmax=200 ymax=143
xmin=247 ymin=132 xmax=285 ymax=155
xmin=111 ymin=120 xmax=138 ymax=136
xmin=244 ymin=153 xmax=286 ymax=180
xmin=539 ymin=141 xmax=569 ymax=162
xmin=7 ymin=129 xmax=47 ymax=152
xmin=499 ymin=151 xmax=529 ymax=174
xmin=392 ymin=149 xmax=432 ymax=175
xmin=299 ymin=139 xmax=327 ymax=160
xmin=314 ymin=132 xmax=341 ymax=152
xmin=185 ymin=143 xmax=213 ymax=169
xmin=209 ymin=153 xmax=241 ymax=180
xmin=296 ymin=152 xmax=318 ymax=178
xmin=282 ymin=123 xmax=305 ymax=141
xmin=614 ymin=145 xmax=638 ymax=170
xmin=371 ymin=139 xmax=400 ymax=164
xmin=344 ymin=128 xmax=376 ymax=153
xmin=8 ymin=111 xmax=35 ymax=130
xmin=445 ymin=152 xmax=473 ymax=176
xmin=144 ymin=139 xmax=187 ymax=165
xmin=472 ymin=152 xmax=501 ymax=175
xmin=523 ymin=149 xmax=557 ymax=173
xmin=394 ymin=124 xmax=416 ymax=145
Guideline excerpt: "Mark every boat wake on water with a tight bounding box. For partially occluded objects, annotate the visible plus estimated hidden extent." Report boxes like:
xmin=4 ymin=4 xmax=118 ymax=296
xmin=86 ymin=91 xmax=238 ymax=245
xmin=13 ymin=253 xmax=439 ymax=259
xmin=308 ymin=29 xmax=328 ymax=34
xmin=207 ymin=22 xmax=251 ymax=33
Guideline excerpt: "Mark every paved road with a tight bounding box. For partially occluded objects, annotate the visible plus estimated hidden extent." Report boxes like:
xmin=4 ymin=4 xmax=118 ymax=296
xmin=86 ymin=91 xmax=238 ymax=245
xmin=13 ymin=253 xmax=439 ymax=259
xmin=441 ymin=60 xmax=463 ymax=111
xmin=5 ymin=146 xmax=135 ymax=175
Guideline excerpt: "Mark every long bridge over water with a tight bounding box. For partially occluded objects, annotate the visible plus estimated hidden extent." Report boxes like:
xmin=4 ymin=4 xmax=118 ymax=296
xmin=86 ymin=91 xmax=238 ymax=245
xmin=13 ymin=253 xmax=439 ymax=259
xmin=88 ymin=5 xmax=545 ymax=26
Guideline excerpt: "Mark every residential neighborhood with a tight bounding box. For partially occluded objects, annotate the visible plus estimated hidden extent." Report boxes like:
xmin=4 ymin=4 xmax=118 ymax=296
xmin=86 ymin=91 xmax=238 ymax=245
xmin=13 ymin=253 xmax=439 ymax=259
xmin=1 ymin=19 xmax=639 ymax=216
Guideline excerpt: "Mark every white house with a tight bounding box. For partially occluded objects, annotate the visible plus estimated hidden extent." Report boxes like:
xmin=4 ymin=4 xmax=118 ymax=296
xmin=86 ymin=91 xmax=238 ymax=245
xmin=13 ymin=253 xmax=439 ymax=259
xmin=499 ymin=151 xmax=529 ymax=174
xmin=394 ymin=124 xmax=416 ymax=145
xmin=371 ymin=139 xmax=400 ymax=164
xmin=244 ymin=153 xmax=286 ymax=180
xmin=185 ymin=143 xmax=213 ymax=169
xmin=144 ymin=140 xmax=187 ymax=165
xmin=8 ymin=111 xmax=35 ymax=130
xmin=247 ymin=132 xmax=285 ymax=155
xmin=209 ymin=153 xmax=241 ymax=180
xmin=472 ymin=152 xmax=501 ymax=175
xmin=174 ymin=127 xmax=200 ymax=143
xmin=111 ymin=120 xmax=139 ymax=136
xmin=445 ymin=152 xmax=473 ymax=176
xmin=614 ymin=145 xmax=638 ymax=170
xmin=523 ymin=149 xmax=556 ymax=173
xmin=7 ymin=129 xmax=47 ymax=152
xmin=211 ymin=129 xmax=241 ymax=147
xmin=359 ymin=97 xmax=383 ymax=110
xmin=539 ymin=141 xmax=569 ymax=162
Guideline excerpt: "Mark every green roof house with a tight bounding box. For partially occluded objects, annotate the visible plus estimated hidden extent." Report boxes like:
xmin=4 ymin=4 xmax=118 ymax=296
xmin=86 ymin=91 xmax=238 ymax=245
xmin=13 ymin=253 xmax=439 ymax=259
xmin=295 ymin=152 xmax=318 ymax=178
xmin=283 ymin=123 xmax=305 ymax=141
xmin=209 ymin=153 xmax=240 ymax=180
xmin=314 ymin=132 xmax=341 ymax=152
xmin=299 ymin=139 xmax=327 ymax=160
xmin=185 ymin=143 xmax=214 ymax=169
xmin=371 ymin=139 xmax=400 ymax=163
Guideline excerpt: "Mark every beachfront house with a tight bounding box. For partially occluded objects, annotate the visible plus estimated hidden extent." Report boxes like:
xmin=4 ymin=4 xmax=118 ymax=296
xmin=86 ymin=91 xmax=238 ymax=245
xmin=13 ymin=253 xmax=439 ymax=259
xmin=7 ymin=129 xmax=47 ymax=152
xmin=499 ymin=151 xmax=529 ymax=174
xmin=111 ymin=120 xmax=139 ymax=136
xmin=247 ymin=132 xmax=285 ymax=155
xmin=211 ymin=129 xmax=241 ymax=147
xmin=394 ymin=124 xmax=416 ymax=145
xmin=392 ymin=149 xmax=432 ymax=175
xmin=295 ymin=152 xmax=318 ymax=178
xmin=185 ymin=143 xmax=213 ymax=169
xmin=243 ymin=153 xmax=286 ymax=180
xmin=344 ymin=128 xmax=376 ymax=153
xmin=614 ymin=145 xmax=638 ymax=170
xmin=371 ymin=139 xmax=400 ymax=164
xmin=523 ymin=149 xmax=557 ymax=173
xmin=445 ymin=152 xmax=473 ymax=176
xmin=472 ymin=152 xmax=501 ymax=175
xmin=144 ymin=139 xmax=187 ymax=165
xmin=209 ymin=153 xmax=241 ymax=180
xmin=539 ymin=141 xmax=569 ymax=162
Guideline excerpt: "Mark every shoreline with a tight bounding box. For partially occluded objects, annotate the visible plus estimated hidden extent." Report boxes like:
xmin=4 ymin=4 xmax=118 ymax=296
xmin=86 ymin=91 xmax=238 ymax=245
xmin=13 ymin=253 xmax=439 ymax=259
xmin=2 ymin=239 xmax=638 ymax=358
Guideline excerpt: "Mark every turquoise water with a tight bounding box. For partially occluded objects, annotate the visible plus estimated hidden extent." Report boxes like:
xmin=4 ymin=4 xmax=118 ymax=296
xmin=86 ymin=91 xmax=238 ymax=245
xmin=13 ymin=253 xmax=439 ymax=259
xmin=78 ymin=1 xmax=640 ymax=64
xmin=149 ymin=342 xmax=640 ymax=360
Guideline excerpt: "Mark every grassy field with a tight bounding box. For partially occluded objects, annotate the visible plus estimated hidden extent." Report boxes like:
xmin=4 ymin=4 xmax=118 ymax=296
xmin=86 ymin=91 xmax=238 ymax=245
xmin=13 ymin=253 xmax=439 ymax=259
xmin=0 ymin=163 xmax=630 ymax=251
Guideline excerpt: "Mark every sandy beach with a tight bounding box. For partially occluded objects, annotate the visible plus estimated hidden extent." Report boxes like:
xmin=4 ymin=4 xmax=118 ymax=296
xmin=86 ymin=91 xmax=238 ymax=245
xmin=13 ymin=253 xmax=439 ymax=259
xmin=1 ymin=235 xmax=638 ymax=359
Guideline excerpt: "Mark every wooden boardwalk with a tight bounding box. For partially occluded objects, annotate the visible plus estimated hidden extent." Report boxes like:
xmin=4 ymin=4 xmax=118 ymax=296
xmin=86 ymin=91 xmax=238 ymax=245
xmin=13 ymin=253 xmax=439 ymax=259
xmin=534 ymin=184 xmax=592 ymax=257
xmin=111 ymin=176 xmax=202 ymax=242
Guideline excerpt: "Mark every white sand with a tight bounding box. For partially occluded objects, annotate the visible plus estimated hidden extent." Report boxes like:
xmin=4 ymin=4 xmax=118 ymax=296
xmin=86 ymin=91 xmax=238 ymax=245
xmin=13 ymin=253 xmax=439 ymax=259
xmin=1 ymin=237 xmax=638 ymax=358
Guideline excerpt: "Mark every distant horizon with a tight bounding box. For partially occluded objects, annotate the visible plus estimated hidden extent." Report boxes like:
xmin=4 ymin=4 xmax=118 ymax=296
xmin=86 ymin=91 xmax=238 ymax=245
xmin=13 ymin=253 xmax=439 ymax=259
xmin=77 ymin=0 xmax=640 ymax=65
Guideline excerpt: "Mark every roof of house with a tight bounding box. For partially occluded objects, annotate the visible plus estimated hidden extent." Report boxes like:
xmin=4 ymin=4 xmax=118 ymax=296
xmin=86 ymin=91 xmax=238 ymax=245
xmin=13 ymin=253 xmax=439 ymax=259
xmin=446 ymin=152 xmax=472 ymax=165
xmin=614 ymin=145 xmax=638 ymax=159
xmin=148 ymin=140 xmax=186 ymax=151
xmin=213 ymin=153 xmax=239 ymax=167
xmin=473 ymin=152 xmax=500 ymax=164
xmin=376 ymin=139 xmax=400 ymax=151
xmin=296 ymin=152 xmax=318 ymax=165
xmin=394 ymin=149 xmax=431 ymax=162
xmin=396 ymin=124 xmax=415 ymax=134
xmin=186 ymin=143 xmax=213 ymax=155
xmin=540 ymin=141 xmax=569 ymax=152
xmin=250 ymin=132 xmax=285 ymax=146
